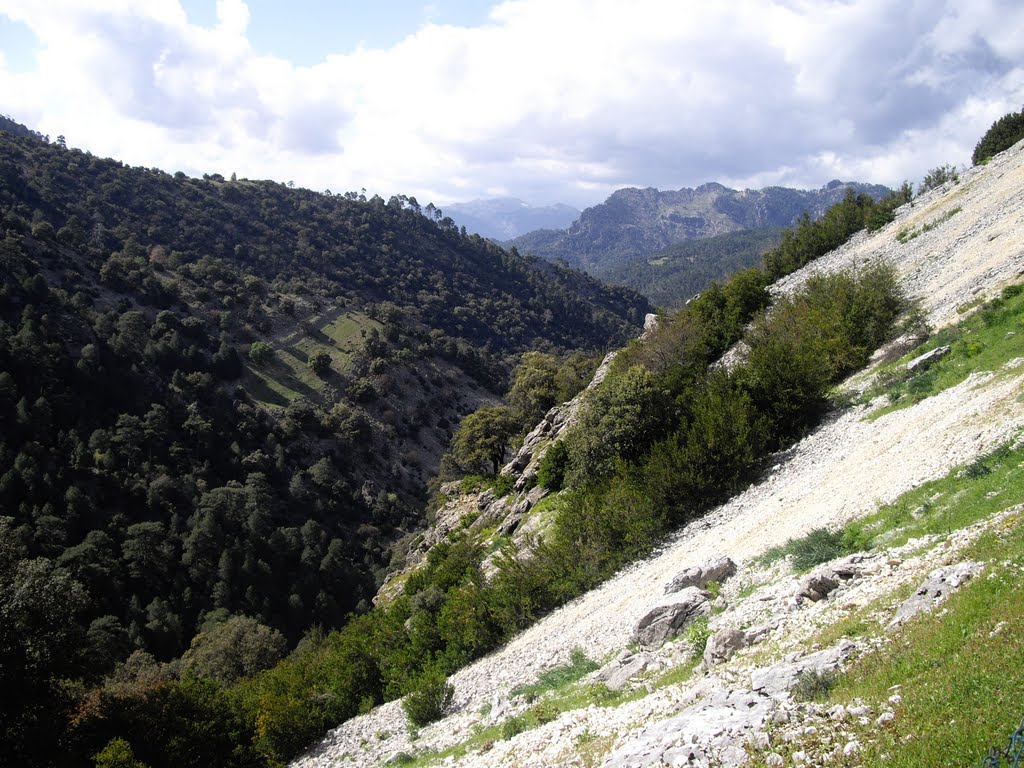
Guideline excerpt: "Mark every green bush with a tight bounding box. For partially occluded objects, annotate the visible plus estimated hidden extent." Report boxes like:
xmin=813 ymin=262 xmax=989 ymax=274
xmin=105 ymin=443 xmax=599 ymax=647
xmin=248 ymin=341 xmax=274 ymax=365
xmin=973 ymin=108 xmax=1024 ymax=165
xmin=401 ymin=672 xmax=455 ymax=728
xmin=685 ymin=617 xmax=711 ymax=657
xmin=307 ymin=350 xmax=332 ymax=377
xmin=537 ymin=441 xmax=569 ymax=490
xmin=918 ymin=164 xmax=959 ymax=195
xmin=512 ymin=647 xmax=598 ymax=698
xmin=792 ymin=668 xmax=839 ymax=701
xmin=93 ymin=738 xmax=149 ymax=768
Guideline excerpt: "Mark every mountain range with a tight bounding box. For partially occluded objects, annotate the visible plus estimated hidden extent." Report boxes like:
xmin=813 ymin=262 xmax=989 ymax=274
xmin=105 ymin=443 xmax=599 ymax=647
xmin=510 ymin=180 xmax=891 ymax=281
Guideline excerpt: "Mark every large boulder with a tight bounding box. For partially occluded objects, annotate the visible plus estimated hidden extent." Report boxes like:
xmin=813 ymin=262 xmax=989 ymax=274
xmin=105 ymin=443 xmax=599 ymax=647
xmin=665 ymin=556 xmax=737 ymax=594
xmin=634 ymin=588 xmax=711 ymax=648
xmin=906 ymin=345 xmax=951 ymax=373
xmin=601 ymin=686 xmax=773 ymax=768
xmin=795 ymin=553 xmax=875 ymax=603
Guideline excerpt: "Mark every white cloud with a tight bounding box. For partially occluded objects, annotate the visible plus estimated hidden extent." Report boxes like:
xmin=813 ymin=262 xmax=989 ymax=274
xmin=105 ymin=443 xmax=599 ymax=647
xmin=0 ymin=0 xmax=1021 ymax=207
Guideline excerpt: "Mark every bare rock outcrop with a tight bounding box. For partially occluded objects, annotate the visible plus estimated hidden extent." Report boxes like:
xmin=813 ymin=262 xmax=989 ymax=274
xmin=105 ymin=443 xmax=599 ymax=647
xmin=665 ymin=556 xmax=738 ymax=594
xmin=886 ymin=560 xmax=984 ymax=630
xmin=634 ymin=588 xmax=711 ymax=648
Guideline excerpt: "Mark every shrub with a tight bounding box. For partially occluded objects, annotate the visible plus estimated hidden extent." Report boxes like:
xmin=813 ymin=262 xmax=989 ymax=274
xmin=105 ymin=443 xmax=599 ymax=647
xmin=93 ymin=738 xmax=149 ymax=768
xmin=792 ymin=668 xmax=839 ymax=701
xmin=972 ymin=108 xmax=1024 ymax=165
xmin=537 ymin=440 xmax=569 ymax=490
xmin=491 ymin=473 xmax=514 ymax=498
xmin=308 ymin=350 xmax=332 ymax=377
xmin=512 ymin=647 xmax=598 ymax=698
xmin=685 ymin=617 xmax=711 ymax=657
xmin=401 ymin=672 xmax=455 ymax=728
xmin=248 ymin=341 xmax=274 ymax=365
xmin=918 ymin=164 xmax=959 ymax=195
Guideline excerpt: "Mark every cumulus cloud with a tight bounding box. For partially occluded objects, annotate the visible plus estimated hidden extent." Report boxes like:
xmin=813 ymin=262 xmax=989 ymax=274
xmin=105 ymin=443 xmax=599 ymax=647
xmin=0 ymin=0 xmax=1021 ymax=207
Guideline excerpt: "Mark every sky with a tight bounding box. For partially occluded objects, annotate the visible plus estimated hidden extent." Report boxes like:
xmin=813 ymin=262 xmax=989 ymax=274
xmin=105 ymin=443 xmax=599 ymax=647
xmin=0 ymin=0 xmax=1022 ymax=209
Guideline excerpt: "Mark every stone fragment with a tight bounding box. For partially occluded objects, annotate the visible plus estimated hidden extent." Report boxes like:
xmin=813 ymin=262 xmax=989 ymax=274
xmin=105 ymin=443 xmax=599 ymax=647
xmin=596 ymin=651 xmax=652 ymax=691
xmin=887 ymin=561 xmax=983 ymax=630
xmin=634 ymin=588 xmax=711 ymax=648
xmin=600 ymin=687 xmax=773 ymax=768
xmin=665 ymin=556 xmax=737 ymax=594
xmin=704 ymin=627 xmax=748 ymax=667
xmin=797 ymin=572 xmax=840 ymax=602
xmin=906 ymin=344 xmax=951 ymax=373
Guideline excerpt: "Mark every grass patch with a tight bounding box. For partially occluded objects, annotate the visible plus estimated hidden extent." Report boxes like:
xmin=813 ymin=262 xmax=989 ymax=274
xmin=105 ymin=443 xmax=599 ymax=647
xmin=843 ymin=440 xmax=1024 ymax=552
xmin=242 ymin=362 xmax=312 ymax=406
xmin=576 ymin=730 xmax=617 ymax=768
xmin=650 ymin=657 xmax=701 ymax=692
xmin=860 ymin=282 xmax=1024 ymax=419
xmin=322 ymin=311 xmax=381 ymax=348
xmin=895 ymin=206 xmax=961 ymax=243
xmin=457 ymin=473 xmax=515 ymax=498
xmin=757 ymin=527 xmax=854 ymax=571
xmin=825 ymin=518 xmax=1024 ymax=767
xmin=511 ymin=648 xmax=599 ymax=699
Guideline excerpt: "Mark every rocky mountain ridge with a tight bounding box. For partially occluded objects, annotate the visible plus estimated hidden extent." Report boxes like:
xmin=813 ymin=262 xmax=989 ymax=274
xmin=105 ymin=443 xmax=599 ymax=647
xmin=509 ymin=180 xmax=891 ymax=279
xmin=294 ymin=139 xmax=1024 ymax=767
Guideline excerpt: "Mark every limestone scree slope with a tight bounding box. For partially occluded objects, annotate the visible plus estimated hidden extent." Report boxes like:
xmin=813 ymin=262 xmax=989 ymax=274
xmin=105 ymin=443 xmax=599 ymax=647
xmin=292 ymin=139 xmax=1024 ymax=768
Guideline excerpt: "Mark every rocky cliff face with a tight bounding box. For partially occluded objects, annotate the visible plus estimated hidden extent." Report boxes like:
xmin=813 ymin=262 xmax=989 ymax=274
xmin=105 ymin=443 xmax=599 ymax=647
xmin=294 ymin=139 xmax=1024 ymax=768
xmin=511 ymin=180 xmax=891 ymax=277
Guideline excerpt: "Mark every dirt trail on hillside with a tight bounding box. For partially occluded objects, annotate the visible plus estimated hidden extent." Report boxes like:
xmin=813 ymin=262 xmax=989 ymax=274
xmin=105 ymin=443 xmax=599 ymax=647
xmin=294 ymin=141 xmax=1024 ymax=768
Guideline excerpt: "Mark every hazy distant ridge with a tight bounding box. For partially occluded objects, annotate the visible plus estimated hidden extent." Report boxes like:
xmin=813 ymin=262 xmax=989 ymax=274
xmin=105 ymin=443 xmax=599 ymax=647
xmin=445 ymin=197 xmax=580 ymax=239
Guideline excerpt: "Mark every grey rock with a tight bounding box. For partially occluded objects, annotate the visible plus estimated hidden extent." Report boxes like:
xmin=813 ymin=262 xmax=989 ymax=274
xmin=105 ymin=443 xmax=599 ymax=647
xmin=601 ymin=687 xmax=772 ymax=768
xmin=473 ymin=496 xmax=510 ymax=528
xmin=634 ymin=588 xmax=711 ymax=648
xmin=887 ymin=561 xmax=984 ymax=630
xmin=704 ymin=628 xmax=748 ymax=667
xmin=596 ymin=652 xmax=652 ymax=691
xmin=494 ymin=510 xmax=524 ymax=537
xmin=797 ymin=553 xmax=874 ymax=602
xmin=906 ymin=345 xmax=951 ymax=373
xmin=797 ymin=572 xmax=840 ymax=602
xmin=665 ymin=556 xmax=737 ymax=594
xmin=750 ymin=640 xmax=856 ymax=697
xmin=743 ymin=620 xmax=779 ymax=646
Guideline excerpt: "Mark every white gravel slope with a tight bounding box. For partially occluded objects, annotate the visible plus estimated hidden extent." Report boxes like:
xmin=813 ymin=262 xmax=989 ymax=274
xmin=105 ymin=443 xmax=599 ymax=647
xmin=293 ymin=140 xmax=1024 ymax=768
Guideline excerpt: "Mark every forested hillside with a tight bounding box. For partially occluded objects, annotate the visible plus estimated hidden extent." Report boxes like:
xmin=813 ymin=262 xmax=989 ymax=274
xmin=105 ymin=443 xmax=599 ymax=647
xmin=0 ymin=120 xmax=650 ymax=768
xmin=603 ymin=228 xmax=784 ymax=309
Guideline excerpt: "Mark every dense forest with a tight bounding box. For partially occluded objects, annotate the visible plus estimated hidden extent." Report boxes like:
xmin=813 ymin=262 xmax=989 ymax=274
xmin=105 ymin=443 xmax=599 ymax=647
xmin=602 ymin=228 xmax=784 ymax=309
xmin=0 ymin=118 xmax=649 ymax=768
